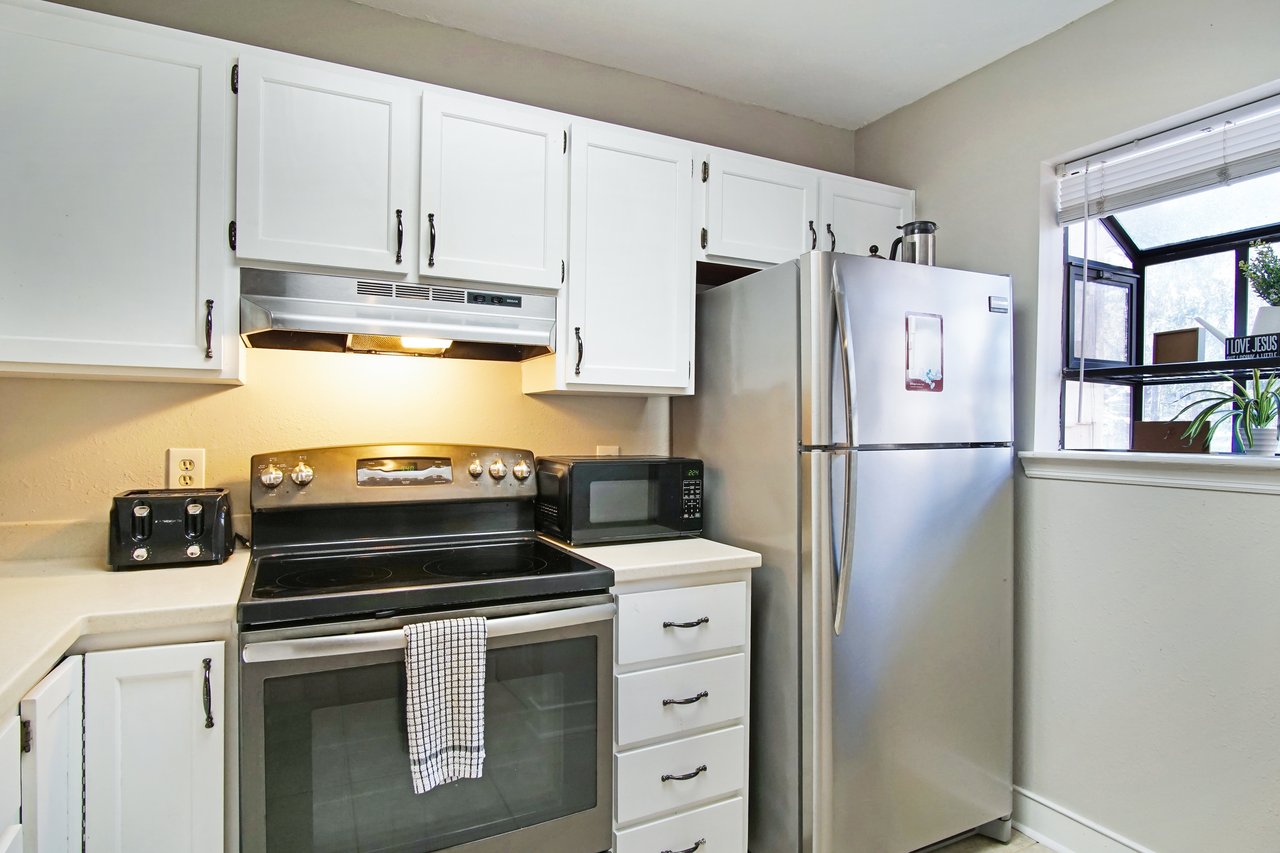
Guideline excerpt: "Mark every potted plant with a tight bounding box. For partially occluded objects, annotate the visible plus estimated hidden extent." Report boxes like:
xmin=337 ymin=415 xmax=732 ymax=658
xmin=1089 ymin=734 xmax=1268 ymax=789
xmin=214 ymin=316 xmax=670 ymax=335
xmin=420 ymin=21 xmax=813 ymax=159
xmin=1174 ymin=368 xmax=1280 ymax=455
xmin=1242 ymin=241 xmax=1280 ymax=334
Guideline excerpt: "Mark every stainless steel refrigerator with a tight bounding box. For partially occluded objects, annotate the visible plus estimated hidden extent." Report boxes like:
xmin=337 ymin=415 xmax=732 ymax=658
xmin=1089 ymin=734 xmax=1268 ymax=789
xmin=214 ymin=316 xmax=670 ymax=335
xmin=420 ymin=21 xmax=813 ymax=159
xmin=672 ymin=252 xmax=1013 ymax=853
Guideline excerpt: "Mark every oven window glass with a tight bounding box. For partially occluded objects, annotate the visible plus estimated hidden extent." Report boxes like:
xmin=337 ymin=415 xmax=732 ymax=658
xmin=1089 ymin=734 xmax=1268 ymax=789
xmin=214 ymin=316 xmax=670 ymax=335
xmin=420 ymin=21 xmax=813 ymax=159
xmin=587 ymin=478 xmax=654 ymax=524
xmin=261 ymin=637 xmax=597 ymax=852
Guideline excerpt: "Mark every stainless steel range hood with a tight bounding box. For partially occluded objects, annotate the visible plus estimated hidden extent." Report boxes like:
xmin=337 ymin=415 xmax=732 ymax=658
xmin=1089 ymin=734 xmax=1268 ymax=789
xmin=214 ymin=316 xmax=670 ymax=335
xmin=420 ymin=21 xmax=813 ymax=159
xmin=239 ymin=268 xmax=555 ymax=361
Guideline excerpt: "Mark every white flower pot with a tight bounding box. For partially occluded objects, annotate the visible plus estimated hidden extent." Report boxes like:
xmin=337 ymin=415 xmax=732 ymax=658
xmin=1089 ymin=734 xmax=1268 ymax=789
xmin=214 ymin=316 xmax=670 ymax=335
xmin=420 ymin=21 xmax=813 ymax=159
xmin=1242 ymin=426 xmax=1279 ymax=456
xmin=1249 ymin=306 xmax=1280 ymax=335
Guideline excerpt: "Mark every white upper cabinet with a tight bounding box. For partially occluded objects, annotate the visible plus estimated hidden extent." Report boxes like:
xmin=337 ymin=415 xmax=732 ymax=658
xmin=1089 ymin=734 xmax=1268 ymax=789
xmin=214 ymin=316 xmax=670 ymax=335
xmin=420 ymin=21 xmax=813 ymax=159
xmin=421 ymin=95 xmax=566 ymax=290
xmin=0 ymin=3 xmax=236 ymax=379
xmin=19 ymin=656 xmax=83 ymax=853
xmin=84 ymin=642 xmax=224 ymax=853
xmin=236 ymin=54 xmax=418 ymax=274
xmin=818 ymin=174 xmax=916 ymax=259
xmin=524 ymin=123 xmax=694 ymax=394
xmin=703 ymin=150 xmax=819 ymax=265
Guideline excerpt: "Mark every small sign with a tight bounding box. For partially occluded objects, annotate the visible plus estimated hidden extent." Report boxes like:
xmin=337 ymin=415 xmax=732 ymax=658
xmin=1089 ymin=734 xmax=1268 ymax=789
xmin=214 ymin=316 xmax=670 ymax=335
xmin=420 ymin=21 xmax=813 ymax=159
xmin=905 ymin=312 xmax=944 ymax=392
xmin=1225 ymin=333 xmax=1280 ymax=360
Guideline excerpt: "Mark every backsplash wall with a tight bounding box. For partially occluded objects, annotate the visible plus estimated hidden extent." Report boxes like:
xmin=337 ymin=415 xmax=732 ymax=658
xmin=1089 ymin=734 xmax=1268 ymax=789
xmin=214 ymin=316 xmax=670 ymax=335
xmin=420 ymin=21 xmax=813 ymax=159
xmin=0 ymin=349 xmax=669 ymax=560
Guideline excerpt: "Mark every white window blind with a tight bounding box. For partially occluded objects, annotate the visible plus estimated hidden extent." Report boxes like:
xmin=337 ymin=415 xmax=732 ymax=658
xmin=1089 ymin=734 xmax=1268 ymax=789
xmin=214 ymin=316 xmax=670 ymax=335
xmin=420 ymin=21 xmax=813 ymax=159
xmin=1057 ymin=92 xmax=1280 ymax=224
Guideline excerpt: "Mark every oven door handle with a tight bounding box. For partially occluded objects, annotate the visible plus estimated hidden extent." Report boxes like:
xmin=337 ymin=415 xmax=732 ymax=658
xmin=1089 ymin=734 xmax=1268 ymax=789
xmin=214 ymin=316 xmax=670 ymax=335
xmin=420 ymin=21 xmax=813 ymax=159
xmin=241 ymin=603 xmax=616 ymax=663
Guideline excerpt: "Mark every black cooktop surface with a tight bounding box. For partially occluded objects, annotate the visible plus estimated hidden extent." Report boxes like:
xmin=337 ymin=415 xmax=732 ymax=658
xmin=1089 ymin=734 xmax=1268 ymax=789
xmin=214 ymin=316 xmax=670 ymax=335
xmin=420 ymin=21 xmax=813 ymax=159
xmin=239 ymin=537 xmax=612 ymax=626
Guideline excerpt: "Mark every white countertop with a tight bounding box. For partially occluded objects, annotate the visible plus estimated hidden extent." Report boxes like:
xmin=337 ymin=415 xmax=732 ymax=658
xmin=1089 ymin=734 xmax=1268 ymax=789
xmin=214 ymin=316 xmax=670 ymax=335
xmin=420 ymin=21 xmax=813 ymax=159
xmin=563 ymin=536 xmax=761 ymax=583
xmin=0 ymin=552 xmax=249 ymax=712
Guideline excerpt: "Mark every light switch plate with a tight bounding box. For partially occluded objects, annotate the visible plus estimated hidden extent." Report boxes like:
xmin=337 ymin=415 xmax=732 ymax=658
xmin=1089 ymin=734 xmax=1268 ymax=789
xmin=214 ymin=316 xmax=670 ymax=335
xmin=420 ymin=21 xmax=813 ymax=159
xmin=595 ymin=445 xmax=620 ymax=456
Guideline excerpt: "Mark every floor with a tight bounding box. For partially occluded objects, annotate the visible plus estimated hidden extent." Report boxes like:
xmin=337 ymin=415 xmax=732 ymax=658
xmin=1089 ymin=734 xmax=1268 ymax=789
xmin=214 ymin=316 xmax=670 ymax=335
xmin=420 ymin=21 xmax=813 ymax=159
xmin=936 ymin=829 xmax=1040 ymax=852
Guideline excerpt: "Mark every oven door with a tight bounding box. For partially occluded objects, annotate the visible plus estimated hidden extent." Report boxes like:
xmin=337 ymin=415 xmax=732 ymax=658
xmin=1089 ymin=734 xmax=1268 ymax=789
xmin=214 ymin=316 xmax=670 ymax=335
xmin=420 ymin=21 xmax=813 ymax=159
xmin=239 ymin=600 xmax=614 ymax=853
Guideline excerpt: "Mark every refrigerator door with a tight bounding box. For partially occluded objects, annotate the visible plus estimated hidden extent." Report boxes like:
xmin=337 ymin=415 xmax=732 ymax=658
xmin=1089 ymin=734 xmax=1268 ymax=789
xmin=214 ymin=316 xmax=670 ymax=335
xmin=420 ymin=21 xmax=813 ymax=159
xmin=823 ymin=445 xmax=1013 ymax=853
xmin=803 ymin=253 xmax=1012 ymax=449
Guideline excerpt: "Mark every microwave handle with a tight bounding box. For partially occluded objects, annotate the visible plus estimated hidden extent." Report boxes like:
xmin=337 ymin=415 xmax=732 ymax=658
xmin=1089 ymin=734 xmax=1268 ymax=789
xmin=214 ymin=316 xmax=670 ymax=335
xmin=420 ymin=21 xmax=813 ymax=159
xmin=241 ymin=603 xmax=616 ymax=664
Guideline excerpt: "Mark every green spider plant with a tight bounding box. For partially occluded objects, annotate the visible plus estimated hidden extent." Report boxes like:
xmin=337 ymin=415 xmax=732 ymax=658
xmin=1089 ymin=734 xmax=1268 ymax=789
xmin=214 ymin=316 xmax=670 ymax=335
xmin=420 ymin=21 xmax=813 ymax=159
xmin=1172 ymin=369 xmax=1280 ymax=449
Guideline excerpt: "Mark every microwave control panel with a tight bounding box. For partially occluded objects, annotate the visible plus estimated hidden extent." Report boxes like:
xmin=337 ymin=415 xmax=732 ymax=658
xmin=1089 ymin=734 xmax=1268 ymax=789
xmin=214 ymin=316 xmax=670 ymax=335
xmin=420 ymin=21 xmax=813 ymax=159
xmin=682 ymin=477 xmax=703 ymax=519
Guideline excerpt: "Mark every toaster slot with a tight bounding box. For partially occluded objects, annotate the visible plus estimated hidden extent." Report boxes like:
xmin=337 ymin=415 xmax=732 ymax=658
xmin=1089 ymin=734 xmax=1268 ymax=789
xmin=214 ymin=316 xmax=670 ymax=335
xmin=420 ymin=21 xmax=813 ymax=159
xmin=130 ymin=503 xmax=153 ymax=541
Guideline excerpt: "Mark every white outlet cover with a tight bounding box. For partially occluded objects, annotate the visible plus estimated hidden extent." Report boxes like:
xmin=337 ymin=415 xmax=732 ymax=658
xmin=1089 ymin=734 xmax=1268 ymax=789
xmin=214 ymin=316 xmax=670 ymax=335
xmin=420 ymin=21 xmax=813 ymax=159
xmin=595 ymin=445 xmax=620 ymax=456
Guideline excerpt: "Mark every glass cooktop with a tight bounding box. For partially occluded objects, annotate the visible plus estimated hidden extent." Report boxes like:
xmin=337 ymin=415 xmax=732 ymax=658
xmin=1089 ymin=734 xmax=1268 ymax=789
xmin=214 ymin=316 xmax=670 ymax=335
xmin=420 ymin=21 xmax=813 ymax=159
xmin=240 ymin=538 xmax=613 ymax=626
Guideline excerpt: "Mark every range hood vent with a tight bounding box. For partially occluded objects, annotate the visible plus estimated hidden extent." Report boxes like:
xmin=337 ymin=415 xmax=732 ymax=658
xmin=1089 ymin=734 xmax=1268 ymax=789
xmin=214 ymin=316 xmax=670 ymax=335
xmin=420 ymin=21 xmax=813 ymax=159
xmin=240 ymin=269 xmax=555 ymax=362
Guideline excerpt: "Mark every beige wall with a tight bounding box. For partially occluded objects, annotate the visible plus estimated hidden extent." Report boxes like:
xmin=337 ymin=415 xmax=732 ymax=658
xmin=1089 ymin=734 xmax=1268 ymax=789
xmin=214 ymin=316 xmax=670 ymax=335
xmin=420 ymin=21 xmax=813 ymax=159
xmin=52 ymin=0 xmax=856 ymax=174
xmin=0 ymin=350 xmax=667 ymax=559
xmin=854 ymin=0 xmax=1280 ymax=850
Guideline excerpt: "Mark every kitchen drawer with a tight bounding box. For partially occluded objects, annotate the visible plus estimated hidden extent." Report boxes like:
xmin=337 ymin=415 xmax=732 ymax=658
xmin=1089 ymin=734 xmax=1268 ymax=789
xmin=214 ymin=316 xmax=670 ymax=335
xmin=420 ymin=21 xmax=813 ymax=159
xmin=617 ymin=581 xmax=747 ymax=665
xmin=614 ymin=796 xmax=744 ymax=853
xmin=617 ymin=654 xmax=745 ymax=747
xmin=616 ymin=725 xmax=745 ymax=826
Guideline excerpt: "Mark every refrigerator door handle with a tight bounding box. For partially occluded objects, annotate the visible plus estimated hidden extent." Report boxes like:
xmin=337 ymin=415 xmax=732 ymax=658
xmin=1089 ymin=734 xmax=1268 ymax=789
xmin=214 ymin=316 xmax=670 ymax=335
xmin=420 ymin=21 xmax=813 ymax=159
xmin=831 ymin=270 xmax=856 ymax=448
xmin=832 ymin=449 xmax=855 ymax=636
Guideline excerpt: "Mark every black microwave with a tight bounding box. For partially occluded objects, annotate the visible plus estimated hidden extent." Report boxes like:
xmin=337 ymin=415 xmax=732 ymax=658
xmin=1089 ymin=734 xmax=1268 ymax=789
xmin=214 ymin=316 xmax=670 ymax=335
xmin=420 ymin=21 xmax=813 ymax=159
xmin=534 ymin=456 xmax=703 ymax=546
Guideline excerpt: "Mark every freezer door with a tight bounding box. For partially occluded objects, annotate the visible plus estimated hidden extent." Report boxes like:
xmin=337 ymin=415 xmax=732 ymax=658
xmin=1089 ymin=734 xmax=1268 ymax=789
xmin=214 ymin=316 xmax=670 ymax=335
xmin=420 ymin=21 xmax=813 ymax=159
xmin=824 ymin=446 xmax=1013 ymax=853
xmin=809 ymin=253 xmax=1012 ymax=448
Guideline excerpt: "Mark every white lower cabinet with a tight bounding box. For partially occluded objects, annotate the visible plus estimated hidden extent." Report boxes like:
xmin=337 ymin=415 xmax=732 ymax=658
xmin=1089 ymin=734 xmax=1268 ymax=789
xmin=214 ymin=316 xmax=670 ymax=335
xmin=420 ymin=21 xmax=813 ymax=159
xmin=83 ymin=641 xmax=224 ymax=853
xmin=0 ymin=714 xmax=21 ymax=853
xmin=19 ymin=656 xmax=82 ymax=853
xmin=613 ymin=574 xmax=751 ymax=852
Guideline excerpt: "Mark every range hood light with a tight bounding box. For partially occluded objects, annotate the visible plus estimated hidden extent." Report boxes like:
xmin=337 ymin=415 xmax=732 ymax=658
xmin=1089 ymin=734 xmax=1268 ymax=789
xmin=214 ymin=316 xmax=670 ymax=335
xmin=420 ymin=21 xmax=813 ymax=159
xmin=398 ymin=336 xmax=453 ymax=354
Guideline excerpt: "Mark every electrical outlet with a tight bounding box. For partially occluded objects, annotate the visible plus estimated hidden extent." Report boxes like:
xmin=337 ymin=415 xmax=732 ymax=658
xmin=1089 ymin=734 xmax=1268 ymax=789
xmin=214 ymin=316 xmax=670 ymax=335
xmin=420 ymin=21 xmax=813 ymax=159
xmin=166 ymin=448 xmax=206 ymax=489
xmin=595 ymin=445 xmax=620 ymax=456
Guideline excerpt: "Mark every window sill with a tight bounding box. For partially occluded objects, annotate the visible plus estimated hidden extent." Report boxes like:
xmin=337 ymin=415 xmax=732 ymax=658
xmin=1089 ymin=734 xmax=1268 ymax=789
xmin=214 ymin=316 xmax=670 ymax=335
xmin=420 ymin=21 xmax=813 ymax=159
xmin=1019 ymin=450 xmax=1280 ymax=494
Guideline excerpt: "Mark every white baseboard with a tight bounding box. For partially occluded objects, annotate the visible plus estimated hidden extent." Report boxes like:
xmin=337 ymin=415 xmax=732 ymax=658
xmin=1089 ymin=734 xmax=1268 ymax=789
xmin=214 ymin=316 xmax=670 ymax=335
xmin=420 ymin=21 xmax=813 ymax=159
xmin=1012 ymin=787 xmax=1159 ymax=853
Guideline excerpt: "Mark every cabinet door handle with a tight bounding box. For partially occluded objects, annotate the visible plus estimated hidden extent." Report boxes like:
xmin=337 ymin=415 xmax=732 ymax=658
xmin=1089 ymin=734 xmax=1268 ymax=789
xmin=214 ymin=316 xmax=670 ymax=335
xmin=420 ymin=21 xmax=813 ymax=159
xmin=827 ymin=224 xmax=837 ymax=251
xmin=661 ymin=839 xmax=706 ymax=853
xmin=427 ymin=213 xmax=436 ymax=267
xmin=395 ymin=209 xmax=404 ymax=264
xmin=809 ymin=220 xmax=817 ymax=250
xmin=202 ymin=658 xmax=214 ymax=728
xmin=574 ymin=326 xmax=583 ymax=376
xmin=661 ymin=764 xmax=708 ymax=782
xmin=662 ymin=690 xmax=708 ymax=707
xmin=662 ymin=616 xmax=710 ymax=629
xmin=203 ymin=299 xmax=214 ymax=359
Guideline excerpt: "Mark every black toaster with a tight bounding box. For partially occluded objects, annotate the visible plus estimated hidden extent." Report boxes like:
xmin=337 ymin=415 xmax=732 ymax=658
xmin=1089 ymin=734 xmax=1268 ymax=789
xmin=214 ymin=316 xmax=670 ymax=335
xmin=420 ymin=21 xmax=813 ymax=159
xmin=108 ymin=489 xmax=235 ymax=570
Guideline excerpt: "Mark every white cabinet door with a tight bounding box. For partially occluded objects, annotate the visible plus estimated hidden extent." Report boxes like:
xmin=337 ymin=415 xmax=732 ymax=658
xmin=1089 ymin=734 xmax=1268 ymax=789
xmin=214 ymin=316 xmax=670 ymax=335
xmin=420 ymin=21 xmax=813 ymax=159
xmin=562 ymin=124 xmax=694 ymax=390
xmin=818 ymin=174 xmax=915 ymax=259
xmin=236 ymin=55 xmax=417 ymax=274
xmin=84 ymin=642 xmax=223 ymax=853
xmin=704 ymin=150 xmax=818 ymax=265
xmin=0 ymin=5 xmax=234 ymax=375
xmin=421 ymin=94 xmax=566 ymax=290
xmin=19 ymin=656 xmax=83 ymax=853
xmin=0 ymin=715 xmax=20 ymax=834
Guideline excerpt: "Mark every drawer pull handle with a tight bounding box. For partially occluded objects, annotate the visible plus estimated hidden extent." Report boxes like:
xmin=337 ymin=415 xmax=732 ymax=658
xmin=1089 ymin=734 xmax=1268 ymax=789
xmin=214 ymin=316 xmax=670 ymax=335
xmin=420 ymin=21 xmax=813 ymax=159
xmin=662 ymin=839 xmax=706 ymax=853
xmin=663 ymin=616 xmax=710 ymax=629
xmin=202 ymin=658 xmax=214 ymax=728
xmin=661 ymin=764 xmax=708 ymax=782
xmin=662 ymin=690 xmax=709 ymax=707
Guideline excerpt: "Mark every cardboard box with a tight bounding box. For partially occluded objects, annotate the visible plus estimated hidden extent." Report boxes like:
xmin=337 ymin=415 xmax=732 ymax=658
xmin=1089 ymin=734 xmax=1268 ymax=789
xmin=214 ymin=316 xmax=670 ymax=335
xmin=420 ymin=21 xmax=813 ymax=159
xmin=1130 ymin=420 xmax=1209 ymax=453
xmin=1152 ymin=328 xmax=1207 ymax=363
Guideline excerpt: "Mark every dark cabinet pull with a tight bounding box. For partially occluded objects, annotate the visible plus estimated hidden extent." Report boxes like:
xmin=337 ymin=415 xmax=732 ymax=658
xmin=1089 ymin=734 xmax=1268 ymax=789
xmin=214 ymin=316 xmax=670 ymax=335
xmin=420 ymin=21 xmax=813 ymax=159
xmin=661 ymin=839 xmax=706 ymax=853
xmin=661 ymin=764 xmax=708 ymax=782
xmin=827 ymin=224 xmax=837 ymax=251
xmin=203 ymin=299 xmax=214 ymax=359
xmin=574 ymin=326 xmax=583 ymax=376
xmin=809 ymin=220 xmax=817 ymax=250
xmin=662 ymin=690 xmax=708 ymax=707
xmin=202 ymin=658 xmax=214 ymax=728
xmin=427 ymin=213 xmax=437 ymax=267
xmin=663 ymin=616 xmax=710 ymax=629
xmin=395 ymin=209 xmax=404 ymax=264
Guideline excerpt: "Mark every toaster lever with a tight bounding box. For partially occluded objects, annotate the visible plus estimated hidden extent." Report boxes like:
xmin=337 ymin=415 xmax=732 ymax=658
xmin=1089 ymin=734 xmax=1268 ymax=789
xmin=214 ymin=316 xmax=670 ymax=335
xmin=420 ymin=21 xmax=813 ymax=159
xmin=130 ymin=503 xmax=153 ymax=541
xmin=185 ymin=501 xmax=205 ymax=539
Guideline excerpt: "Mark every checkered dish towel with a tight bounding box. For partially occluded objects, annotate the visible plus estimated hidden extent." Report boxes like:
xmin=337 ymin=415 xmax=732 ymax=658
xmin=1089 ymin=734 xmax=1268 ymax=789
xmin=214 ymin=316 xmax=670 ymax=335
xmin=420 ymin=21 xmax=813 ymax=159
xmin=403 ymin=616 xmax=487 ymax=794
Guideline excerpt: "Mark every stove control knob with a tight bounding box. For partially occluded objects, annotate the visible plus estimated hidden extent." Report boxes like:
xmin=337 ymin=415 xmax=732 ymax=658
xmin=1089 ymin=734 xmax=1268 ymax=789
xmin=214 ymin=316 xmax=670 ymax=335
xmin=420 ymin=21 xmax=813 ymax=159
xmin=512 ymin=460 xmax=531 ymax=481
xmin=131 ymin=546 xmax=149 ymax=562
xmin=468 ymin=459 xmax=485 ymax=478
xmin=488 ymin=459 xmax=508 ymax=480
xmin=186 ymin=544 xmax=203 ymax=558
xmin=259 ymin=465 xmax=284 ymax=489
xmin=291 ymin=463 xmax=314 ymax=486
